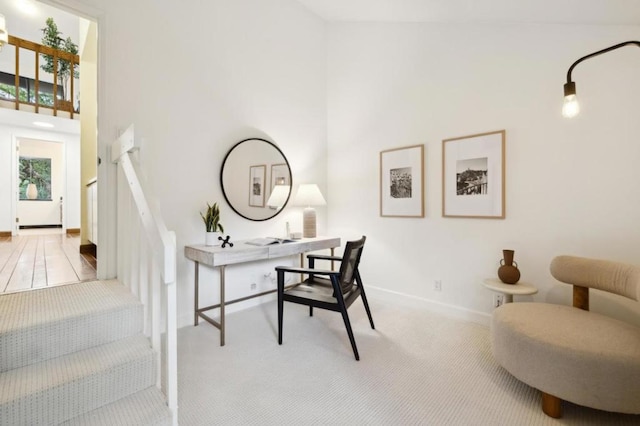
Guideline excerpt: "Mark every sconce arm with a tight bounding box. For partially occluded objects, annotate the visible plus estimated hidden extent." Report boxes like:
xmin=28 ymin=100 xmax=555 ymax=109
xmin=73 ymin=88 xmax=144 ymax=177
xmin=566 ymin=41 xmax=640 ymax=84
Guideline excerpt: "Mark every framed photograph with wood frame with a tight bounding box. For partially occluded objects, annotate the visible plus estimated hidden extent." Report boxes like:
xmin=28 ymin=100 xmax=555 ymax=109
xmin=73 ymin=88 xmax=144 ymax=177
xmin=380 ymin=144 xmax=425 ymax=217
xmin=270 ymin=163 xmax=290 ymax=191
xmin=249 ymin=164 xmax=266 ymax=207
xmin=442 ymin=130 xmax=505 ymax=218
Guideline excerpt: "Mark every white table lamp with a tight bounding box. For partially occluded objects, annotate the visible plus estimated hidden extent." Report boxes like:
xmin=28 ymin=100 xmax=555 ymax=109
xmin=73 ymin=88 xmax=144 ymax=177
xmin=294 ymin=184 xmax=326 ymax=238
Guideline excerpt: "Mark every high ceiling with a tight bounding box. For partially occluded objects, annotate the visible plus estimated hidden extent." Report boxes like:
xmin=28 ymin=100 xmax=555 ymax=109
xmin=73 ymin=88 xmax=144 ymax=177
xmin=295 ymin=0 xmax=640 ymax=25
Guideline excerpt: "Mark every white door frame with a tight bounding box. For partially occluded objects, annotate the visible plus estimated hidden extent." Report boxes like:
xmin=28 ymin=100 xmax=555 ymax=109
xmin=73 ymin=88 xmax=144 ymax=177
xmin=12 ymin=136 xmax=68 ymax=235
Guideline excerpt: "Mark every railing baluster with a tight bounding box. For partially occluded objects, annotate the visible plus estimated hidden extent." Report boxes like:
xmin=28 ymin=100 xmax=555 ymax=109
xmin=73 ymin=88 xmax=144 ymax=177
xmin=139 ymin=233 xmax=150 ymax=337
xmin=35 ymin=49 xmax=39 ymax=113
xmin=116 ymin=167 xmax=126 ymax=286
xmin=13 ymin=42 xmax=19 ymax=110
xmin=150 ymin=258 xmax=161 ymax=388
xmin=130 ymin=214 xmax=140 ymax=298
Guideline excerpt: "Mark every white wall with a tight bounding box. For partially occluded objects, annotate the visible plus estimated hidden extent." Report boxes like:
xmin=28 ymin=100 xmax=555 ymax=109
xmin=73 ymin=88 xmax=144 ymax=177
xmin=327 ymin=23 xmax=640 ymax=325
xmin=0 ymin=109 xmax=80 ymax=233
xmin=69 ymin=0 xmax=640 ymax=329
xmin=76 ymin=0 xmax=327 ymax=326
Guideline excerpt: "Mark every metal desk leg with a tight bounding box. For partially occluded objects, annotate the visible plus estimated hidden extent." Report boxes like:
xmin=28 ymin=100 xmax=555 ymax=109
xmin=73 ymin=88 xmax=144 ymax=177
xmin=194 ymin=261 xmax=199 ymax=326
xmin=331 ymin=248 xmax=335 ymax=270
xmin=219 ymin=265 xmax=226 ymax=346
xmin=299 ymin=253 xmax=304 ymax=282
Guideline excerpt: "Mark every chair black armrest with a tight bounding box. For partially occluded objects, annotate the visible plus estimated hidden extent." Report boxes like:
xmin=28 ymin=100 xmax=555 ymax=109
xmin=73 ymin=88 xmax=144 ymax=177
xmin=275 ymin=266 xmax=338 ymax=276
xmin=307 ymin=254 xmax=342 ymax=262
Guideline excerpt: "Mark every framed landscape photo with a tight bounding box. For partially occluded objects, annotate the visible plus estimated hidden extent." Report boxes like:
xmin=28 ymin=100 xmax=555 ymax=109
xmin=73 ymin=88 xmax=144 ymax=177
xmin=249 ymin=164 xmax=266 ymax=207
xmin=380 ymin=144 xmax=425 ymax=217
xmin=442 ymin=130 xmax=505 ymax=218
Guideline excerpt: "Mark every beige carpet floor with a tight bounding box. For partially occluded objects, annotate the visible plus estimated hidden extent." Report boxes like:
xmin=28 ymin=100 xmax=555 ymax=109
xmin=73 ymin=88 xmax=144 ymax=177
xmin=177 ymin=296 xmax=640 ymax=425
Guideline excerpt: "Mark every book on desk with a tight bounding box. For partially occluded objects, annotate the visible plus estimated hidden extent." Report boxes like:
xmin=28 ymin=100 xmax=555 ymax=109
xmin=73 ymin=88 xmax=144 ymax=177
xmin=245 ymin=237 xmax=297 ymax=246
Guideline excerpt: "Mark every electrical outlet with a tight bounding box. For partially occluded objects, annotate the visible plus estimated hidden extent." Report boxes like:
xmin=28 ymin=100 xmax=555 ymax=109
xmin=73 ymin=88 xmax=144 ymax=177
xmin=434 ymin=280 xmax=442 ymax=292
xmin=493 ymin=294 xmax=504 ymax=308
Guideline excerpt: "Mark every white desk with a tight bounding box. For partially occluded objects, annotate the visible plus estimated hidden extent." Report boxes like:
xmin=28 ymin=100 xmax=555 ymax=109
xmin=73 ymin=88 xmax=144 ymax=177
xmin=482 ymin=278 xmax=538 ymax=303
xmin=185 ymin=236 xmax=340 ymax=346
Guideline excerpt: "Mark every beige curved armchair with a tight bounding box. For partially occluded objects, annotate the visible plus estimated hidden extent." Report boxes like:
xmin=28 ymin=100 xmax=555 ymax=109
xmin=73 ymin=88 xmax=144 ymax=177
xmin=491 ymin=255 xmax=640 ymax=418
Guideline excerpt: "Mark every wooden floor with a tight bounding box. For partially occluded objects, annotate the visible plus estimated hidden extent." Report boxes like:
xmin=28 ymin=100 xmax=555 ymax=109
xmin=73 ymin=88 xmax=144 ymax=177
xmin=0 ymin=229 xmax=97 ymax=294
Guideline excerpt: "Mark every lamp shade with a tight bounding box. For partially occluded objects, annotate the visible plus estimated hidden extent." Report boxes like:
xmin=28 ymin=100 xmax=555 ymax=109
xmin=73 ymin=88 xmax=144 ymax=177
xmin=267 ymin=185 xmax=290 ymax=209
xmin=294 ymin=184 xmax=326 ymax=207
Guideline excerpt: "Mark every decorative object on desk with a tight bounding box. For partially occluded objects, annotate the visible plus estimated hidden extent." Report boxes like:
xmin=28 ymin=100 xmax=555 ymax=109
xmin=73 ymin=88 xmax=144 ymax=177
xmin=294 ymin=184 xmax=326 ymax=238
xmin=200 ymin=202 xmax=224 ymax=246
xmin=442 ymin=130 xmax=505 ymax=219
xmin=498 ymin=249 xmax=520 ymax=284
xmin=266 ymin=184 xmax=290 ymax=210
xmin=246 ymin=237 xmax=294 ymax=246
xmin=218 ymin=235 xmax=233 ymax=248
xmin=380 ymin=144 xmax=425 ymax=217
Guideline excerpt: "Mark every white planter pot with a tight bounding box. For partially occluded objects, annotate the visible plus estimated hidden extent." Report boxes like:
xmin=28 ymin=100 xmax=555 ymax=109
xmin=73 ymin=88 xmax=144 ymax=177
xmin=205 ymin=232 xmax=221 ymax=246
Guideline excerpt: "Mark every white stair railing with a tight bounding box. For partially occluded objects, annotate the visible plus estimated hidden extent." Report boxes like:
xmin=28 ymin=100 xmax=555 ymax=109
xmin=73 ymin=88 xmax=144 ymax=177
xmin=111 ymin=125 xmax=178 ymax=425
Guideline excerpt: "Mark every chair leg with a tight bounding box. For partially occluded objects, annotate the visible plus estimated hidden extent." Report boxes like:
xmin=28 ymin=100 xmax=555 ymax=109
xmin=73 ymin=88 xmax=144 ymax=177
xmin=309 ymin=306 xmax=313 ymax=316
xmin=277 ymin=271 xmax=284 ymax=345
xmin=359 ymin=286 xmax=375 ymax=330
xmin=339 ymin=306 xmax=360 ymax=361
xmin=542 ymin=392 xmax=562 ymax=418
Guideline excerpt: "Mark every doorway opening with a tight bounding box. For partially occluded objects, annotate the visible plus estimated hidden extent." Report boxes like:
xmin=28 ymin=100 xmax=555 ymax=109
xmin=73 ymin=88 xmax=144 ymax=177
xmin=1 ymin=0 xmax=99 ymax=289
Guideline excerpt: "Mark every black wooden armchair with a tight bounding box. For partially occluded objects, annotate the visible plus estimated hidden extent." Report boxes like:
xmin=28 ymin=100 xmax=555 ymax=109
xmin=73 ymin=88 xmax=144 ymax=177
xmin=275 ymin=236 xmax=374 ymax=360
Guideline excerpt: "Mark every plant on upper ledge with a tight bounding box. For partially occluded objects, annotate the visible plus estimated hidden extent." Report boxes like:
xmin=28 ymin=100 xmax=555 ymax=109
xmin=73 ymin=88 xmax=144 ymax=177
xmin=41 ymin=17 xmax=79 ymax=109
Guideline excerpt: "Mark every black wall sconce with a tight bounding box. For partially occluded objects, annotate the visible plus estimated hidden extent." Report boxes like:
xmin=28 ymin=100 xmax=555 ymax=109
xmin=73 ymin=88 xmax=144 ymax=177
xmin=562 ymin=40 xmax=640 ymax=118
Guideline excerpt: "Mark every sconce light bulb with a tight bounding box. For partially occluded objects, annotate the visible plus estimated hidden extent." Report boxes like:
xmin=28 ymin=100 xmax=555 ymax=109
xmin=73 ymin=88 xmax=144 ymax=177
xmin=562 ymin=94 xmax=580 ymax=118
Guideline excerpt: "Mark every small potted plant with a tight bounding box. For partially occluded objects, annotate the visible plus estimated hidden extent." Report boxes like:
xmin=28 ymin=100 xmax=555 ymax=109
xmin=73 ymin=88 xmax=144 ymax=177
xmin=201 ymin=202 xmax=224 ymax=246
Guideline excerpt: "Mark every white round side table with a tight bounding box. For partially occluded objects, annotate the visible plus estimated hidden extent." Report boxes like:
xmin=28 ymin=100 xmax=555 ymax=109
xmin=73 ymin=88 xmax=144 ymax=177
xmin=482 ymin=278 xmax=538 ymax=303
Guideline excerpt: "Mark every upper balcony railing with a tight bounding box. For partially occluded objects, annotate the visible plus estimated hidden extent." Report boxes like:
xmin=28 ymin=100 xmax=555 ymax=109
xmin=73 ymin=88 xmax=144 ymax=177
xmin=1 ymin=35 xmax=79 ymax=119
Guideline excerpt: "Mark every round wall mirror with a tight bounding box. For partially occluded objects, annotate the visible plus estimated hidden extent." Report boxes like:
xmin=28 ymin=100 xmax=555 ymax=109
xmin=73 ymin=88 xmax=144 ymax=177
xmin=220 ymin=138 xmax=292 ymax=221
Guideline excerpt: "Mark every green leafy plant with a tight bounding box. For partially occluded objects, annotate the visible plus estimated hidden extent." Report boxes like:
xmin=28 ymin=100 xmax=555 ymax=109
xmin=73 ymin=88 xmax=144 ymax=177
xmin=200 ymin=202 xmax=224 ymax=233
xmin=40 ymin=17 xmax=79 ymax=101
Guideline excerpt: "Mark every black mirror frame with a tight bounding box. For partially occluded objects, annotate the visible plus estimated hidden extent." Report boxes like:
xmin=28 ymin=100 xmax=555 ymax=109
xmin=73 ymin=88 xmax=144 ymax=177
xmin=220 ymin=138 xmax=292 ymax=222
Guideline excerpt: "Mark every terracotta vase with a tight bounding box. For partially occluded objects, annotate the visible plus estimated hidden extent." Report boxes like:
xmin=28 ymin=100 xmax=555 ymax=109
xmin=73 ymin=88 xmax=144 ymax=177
xmin=498 ymin=249 xmax=520 ymax=284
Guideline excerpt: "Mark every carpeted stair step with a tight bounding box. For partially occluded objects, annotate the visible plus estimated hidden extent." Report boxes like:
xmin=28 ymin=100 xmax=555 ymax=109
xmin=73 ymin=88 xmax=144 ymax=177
xmin=0 ymin=334 xmax=156 ymax=426
xmin=61 ymin=386 xmax=171 ymax=426
xmin=0 ymin=280 xmax=143 ymax=372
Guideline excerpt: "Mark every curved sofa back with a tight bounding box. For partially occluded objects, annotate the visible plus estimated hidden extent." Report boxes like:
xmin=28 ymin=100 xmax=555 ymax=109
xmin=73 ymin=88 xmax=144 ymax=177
xmin=550 ymin=255 xmax=640 ymax=301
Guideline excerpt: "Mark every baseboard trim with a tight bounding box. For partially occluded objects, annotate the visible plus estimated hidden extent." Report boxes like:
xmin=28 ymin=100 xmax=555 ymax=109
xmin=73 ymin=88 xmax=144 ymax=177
xmin=80 ymin=243 xmax=97 ymax=257
xmin=19 ymin=224 xmax=62 ymax=229
xmin=178 ymin=284 xmax=491 ymax=330
xmin=366 ymin=286 xmax=491 ymax=327
xmin=66 ymin=228 xmax=81 ymax=235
